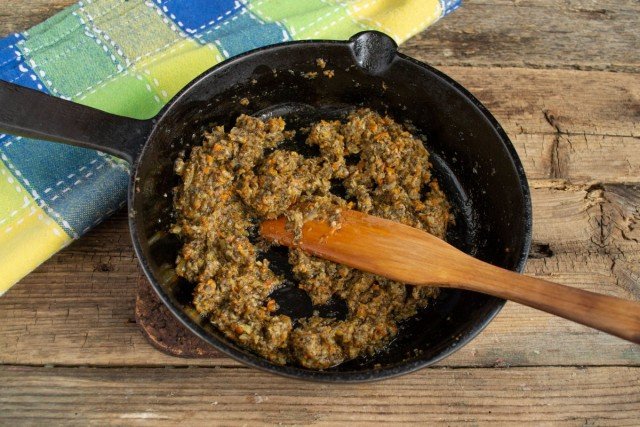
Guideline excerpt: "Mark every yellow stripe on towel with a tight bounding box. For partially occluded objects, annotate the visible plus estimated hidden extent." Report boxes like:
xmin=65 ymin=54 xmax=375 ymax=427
xmin=0 ymin=162 xmax=70 ymax=294
xmin=348 ymin=0 xmax=443 ymax=43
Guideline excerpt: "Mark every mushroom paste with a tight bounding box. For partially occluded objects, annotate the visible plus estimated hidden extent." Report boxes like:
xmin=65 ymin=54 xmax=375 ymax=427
xmin=172 ymin=109 xmax=452 ymax=369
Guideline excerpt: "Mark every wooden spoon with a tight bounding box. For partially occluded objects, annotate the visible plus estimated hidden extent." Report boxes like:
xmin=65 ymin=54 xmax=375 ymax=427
xmin=261 ymin=209 xmax=640 ymax=344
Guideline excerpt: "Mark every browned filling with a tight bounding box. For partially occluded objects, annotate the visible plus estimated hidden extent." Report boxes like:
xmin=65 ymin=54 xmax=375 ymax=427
xmin=172 ymin=109 xmax=452 ymax=369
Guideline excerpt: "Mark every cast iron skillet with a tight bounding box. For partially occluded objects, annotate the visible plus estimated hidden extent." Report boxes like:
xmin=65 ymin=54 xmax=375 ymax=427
xmin=0 ymin=31 xmax=531 ymax=382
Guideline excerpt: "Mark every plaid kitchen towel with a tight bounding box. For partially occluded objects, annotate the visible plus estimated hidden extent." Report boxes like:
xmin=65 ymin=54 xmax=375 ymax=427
xmin=0 ymin=0 xmax=461 ymax=293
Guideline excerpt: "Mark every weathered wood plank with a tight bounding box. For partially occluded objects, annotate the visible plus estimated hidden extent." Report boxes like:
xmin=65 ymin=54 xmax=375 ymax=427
xmin=3 ymin=182 xmax=640 ymax=368
xmin=527 ymin=134 xmax=640 ymax=183
xmin=3 ymin=1 xmax=639 ymax=74
xmin=440 ymin=67 xmax=640 ymax=183
xmin=440 ymin=66 xmax=640 ymax=139
xmin=404 ymin=0 xmax=640 ymax=73
xmin=2 ymin=1 xmax=637 ymax=424
xmin=0 ymin=221 xmax=235 ymax=367
xmin=528 ymin=182 xmax=598 ymax=251
xmin=601 ymin=184 xmax=640 ymax=253
xmin=0 ymin=366 xmax=638 ymax=425
xmin=0 ymin=0 xmax=75 ymax=35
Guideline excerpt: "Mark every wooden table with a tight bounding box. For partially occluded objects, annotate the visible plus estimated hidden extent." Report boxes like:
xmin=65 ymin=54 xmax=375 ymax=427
xmin=2 ymin=1 xmax=639 ymax=424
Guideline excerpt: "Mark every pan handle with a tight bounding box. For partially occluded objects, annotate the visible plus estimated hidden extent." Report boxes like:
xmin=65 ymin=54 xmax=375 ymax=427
xmin=0 ymin=79 xmax=154 ymax=164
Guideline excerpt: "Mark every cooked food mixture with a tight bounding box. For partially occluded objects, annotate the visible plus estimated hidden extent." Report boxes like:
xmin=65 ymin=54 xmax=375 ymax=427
xmin=172 ymin=109 xmax=452 ymax=369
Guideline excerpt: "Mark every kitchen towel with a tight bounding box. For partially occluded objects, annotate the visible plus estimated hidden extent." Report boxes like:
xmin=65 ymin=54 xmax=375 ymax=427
xmin=0 ymin=0 xmax=460 ymax=293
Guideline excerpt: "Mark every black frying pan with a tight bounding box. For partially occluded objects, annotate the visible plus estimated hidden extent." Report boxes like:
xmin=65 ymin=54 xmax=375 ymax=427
xmin=0 ymin=31 xmax=531 ymax=382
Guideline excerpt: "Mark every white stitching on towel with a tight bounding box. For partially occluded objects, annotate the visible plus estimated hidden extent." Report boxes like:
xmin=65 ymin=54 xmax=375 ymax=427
xmin=82 ymin=198 xmax=125 ymax=234
xmin=19 ymin=3 xmax=158 ymax=67
xmin=81 ymin=1 xmax=136 ymax=67
xmin=16 ymin=1 xmax=122 ymax=57
xmin=0 ymin=153 xmax=78 ymax=237
xmin=213 ymin=39 xmax=229 ymax=58
xmin=297 ymin=5 xmax=341 ymax=34
xmin=0 ymin=143 xmax=130 ymax=236
xmin=25 ymin=206 xmax=64 ymax=239
xmin=243 ymin=0 xmax=269 ymax=18
xmin=72 ymin=0 xmax=242 ymax=97
xmin=238 ymin=1 xmax=289 ymax=42
xmin=38 ymin=161 xmax=109 ymax=203
xmin=2 ymin=135 xmax=129 ymax=202
xmin=190 ymin=1 xmax=243 ymax=32
xmin=0 ymin=38 xmax=22 ymax=68
xmin=73 ymin=11 xmax=124 ymax=72
xmin=54 ymin=1 xmax=244 ymax=100
xmin=239 ymin=0 xmax=294 ymax=41
xmin=7 ymin=70 xmax=29 ymax=84
xmin=144 ymin=0 xmax=189 ymax=38
xmin=26 ymin=57 xmax=65 ymax=97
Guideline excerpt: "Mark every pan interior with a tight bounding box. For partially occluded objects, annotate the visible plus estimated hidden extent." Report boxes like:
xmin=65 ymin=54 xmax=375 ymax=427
xmin=131 ymin=40 xmax=530 ymax=379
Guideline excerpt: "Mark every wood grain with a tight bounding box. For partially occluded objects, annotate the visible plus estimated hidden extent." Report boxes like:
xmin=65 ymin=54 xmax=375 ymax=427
xmin=403 ymin=0 xmax=640 ymax=73
xmin=1 ymin=0 xmax=639 ymax=423
xmin=0 ymin=0 xmax=75 ymax=35
xmin=442 ymin=67 xmax=639 ymax=138
xmin=1 ymin=365 xmax=639 ymax=425
xmin=3 ymin=184 xmax=640 ymax=368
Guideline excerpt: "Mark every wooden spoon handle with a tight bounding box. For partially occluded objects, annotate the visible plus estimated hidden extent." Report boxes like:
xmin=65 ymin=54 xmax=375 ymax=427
xmin=261 ymin=209 xmax=640 ymax=344
xmin=459 ymin=267 xmax=640 ymax=344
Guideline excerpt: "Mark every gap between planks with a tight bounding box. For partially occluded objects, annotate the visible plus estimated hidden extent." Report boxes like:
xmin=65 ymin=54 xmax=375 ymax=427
xmin=1 ymin=365 xmax=639 ymax=425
